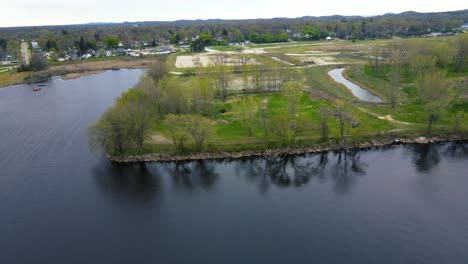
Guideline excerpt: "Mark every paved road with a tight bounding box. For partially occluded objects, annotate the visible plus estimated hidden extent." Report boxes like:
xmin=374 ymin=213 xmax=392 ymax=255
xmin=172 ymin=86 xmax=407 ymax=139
xmin=21 ymin=41 xmax=30 ymax=65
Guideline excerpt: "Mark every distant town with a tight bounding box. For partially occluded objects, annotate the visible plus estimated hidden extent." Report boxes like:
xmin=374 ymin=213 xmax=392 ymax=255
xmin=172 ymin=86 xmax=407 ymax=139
xmin=0 ymin=10 xmax=467 ymax=74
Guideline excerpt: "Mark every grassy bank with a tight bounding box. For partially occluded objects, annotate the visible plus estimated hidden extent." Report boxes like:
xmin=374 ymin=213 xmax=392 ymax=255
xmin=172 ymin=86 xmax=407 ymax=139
xmin=87 ymin=37 xmax=468 ymax=160
xmin=0 ymin=71 xmax=31 ymax=87
xmin=0 ymin=56 xmax=160 ymax=87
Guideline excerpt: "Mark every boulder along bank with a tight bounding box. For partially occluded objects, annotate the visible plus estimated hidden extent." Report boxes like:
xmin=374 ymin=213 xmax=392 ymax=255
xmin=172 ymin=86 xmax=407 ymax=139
xmin=108 ymin=135 xmax=468 ymax=163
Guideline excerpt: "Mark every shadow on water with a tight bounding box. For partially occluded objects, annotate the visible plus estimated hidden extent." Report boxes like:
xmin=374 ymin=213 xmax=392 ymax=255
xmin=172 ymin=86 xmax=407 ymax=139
xmin=442 ymin=141 xmax=468 ymax=159
xmin=234 ymin=150 xmax=367 ymax=194
xmin=330 ymin=150 xmax=367 ymax=194
xmin=165 ymin=160 xmax=220 ymax=191
xmin=91 ymin=142 xmax=466 ymax=201
xmin=93 ymin=160 xmax=161 ymax=204
xmin=404 ymin=144 xmax=441 ymax=173
xmin=404 ymin=142 xmax=468 ymax=173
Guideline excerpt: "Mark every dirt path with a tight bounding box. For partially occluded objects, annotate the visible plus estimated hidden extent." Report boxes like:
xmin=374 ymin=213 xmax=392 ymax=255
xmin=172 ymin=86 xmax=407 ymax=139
xmin=148 ymin=134 xmax=171 ymax=145
xmin=21 ymin=41 xmax=30 ymax=65
xmin=357 ymin=107 xmax=412 ymax=125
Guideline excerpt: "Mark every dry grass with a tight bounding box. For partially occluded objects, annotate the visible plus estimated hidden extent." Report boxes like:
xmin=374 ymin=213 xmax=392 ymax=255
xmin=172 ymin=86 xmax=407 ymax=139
xmin=0 ymin=72 xmax=31 ymax=88
xmin=1 ymin=58 xmax=160 ymax=87
xmin=48 ymin=58 xmax=157 ymax=79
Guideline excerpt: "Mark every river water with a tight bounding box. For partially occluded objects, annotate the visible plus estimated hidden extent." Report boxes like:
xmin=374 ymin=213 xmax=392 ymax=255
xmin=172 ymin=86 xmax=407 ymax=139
xmin=328 ymin=68 xmax=383 ymax=102
xmin=1 ymin=70 xmax=467 ymax=263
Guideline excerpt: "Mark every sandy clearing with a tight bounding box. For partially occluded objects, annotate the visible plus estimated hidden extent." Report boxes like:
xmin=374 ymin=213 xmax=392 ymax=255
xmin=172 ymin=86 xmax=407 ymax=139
xmin=175 ymin=55 xmax=214 ymax=68
xmin=295 ymin=56 xmax=344 ymax=65
xmin=175 ymin=54 xmax=258 ymax=68
xmin=271 ymin=56 xmax=294 ymax=65
xmin=358 ymin=107 xmax=412 ymax=125
xmin=287 ymin=52 xmax=341 ymax=56
xmin=148 ymin=134 xmax=171 ymax=145
xmin=377 ymin=115 xmax=412 ymax=125
xmin=205 ymin=47 xmax=266 ymax=54
xmin=263 ymin=42 xmax=333 ymax=50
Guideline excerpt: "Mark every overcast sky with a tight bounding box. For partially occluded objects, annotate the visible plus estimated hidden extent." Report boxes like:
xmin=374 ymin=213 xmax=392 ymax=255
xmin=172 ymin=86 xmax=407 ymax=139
xmin=2 ymin=0 xmax=467 ymax=27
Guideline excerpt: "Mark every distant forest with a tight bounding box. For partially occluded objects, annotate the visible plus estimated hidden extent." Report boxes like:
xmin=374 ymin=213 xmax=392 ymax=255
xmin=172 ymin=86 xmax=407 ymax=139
xmin=0 ymin=9 xmax=467 ymax=57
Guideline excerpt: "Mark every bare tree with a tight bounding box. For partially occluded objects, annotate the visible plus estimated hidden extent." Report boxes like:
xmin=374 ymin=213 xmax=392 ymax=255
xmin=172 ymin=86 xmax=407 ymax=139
xmin=368 ymin=46 xmax=384 ymax=76
xmin=453 ymin=35 xmax=468 ymax=72
xmin=165 ymin=114 xmax=190 ymax=151
xmin=187 ymin=115 xmax=212 ymax=151
xmin=232 ymin=54 xmax=249 ymax=73
xmin=330 ymin=106 xmax=359 ymax=145
xmin=319 ymin=106 xmax=332 ymax=141
xmin=147 ymin=59 xmax=168 ymax=82
xmin=165 ymin=114 xmax=212 ymax=151
xmin=259 ymin=98 xmax=269 ymax=145
xmin=213 ymin=54 xmax=230 ymax=101
xmin=192 ymin=75 xmax=215 ymax=115
xmin=387 ymin=44 xmax=407 ymax=108
xmin=268 ymin=114 xmax=308 ymax=145
xmin=283 ymin=81 xmax=303 ymax=117
xmin=240 ymin=95 xmax=258 ymax=137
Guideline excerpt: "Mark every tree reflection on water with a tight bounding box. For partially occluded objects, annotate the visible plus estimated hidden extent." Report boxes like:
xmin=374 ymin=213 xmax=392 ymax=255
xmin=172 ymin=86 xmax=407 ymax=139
xmin=93 ymin=142 xmax=466 ymax=201
xmin=235 ymin=150 xmax=367 ymax=194
xmin=166 ymin=160 xmax=219 ymax=191
xmin=404 ymin=141 xmax=468 ymax=173
xmin=406 ymin=144 xmax=441 ymax=173
xmin=442 ymin=141 xmax=468 ymax=159
xmin=93 ymin=160 xmax=161 ymax=204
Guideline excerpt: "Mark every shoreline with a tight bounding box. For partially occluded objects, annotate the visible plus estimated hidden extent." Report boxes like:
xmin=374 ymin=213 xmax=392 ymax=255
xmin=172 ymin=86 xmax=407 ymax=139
xmin=0 ymin=57 xmax=157 ymax=87
xmin=334 ymin=66 xmax=385 ymax=101
xmin=108 ymin=135 xmax=468 ymax=163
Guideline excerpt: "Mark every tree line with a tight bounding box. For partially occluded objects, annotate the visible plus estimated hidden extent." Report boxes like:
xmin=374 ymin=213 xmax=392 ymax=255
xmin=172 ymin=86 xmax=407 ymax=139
xmin=89 ymin=56 xmax=364 ymax=155
xmin=370 ymin=35 xmax=467 ymax=131
xmin=2 ymin=9 xmax=467 ymax=59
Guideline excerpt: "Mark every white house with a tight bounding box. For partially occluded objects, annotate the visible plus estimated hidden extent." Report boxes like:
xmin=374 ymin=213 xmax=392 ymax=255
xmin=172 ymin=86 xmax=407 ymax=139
xmin=31 ymin=41 xmax=39 ymax=49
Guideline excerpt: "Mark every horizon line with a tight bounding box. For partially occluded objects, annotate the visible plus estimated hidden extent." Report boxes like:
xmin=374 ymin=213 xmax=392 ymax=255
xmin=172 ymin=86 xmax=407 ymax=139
xmin=2 ymin=8 xmax=467 ymax=29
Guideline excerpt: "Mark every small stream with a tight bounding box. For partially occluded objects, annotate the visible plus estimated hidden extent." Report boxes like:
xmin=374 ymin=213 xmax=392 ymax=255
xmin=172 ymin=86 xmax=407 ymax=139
xmin=328 ymin=68 xmax=382 ymax=102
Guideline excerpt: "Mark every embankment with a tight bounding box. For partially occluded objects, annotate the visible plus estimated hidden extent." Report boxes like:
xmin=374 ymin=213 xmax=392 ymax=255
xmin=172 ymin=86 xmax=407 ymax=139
xmin=108 ymin=135 xmax=467 ymax=163
xmin=17 ymin=58 xmax=158 ymax=85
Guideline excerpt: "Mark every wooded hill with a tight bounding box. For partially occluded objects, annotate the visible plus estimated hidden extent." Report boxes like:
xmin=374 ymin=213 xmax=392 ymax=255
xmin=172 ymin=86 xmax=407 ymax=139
xmin=1 ymin=9 xmax=467 ymax=49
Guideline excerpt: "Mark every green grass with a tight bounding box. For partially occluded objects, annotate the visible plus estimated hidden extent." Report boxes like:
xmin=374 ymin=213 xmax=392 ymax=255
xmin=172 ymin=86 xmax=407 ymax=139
xmin=149 ymin=91 xmax=397 ymax=151
xmin=305 ymin=66 xmax=355 ymax=101
xmin=129 ymin=36 xmax=468 ymax=154
xmin=346 ymin=64 xmax=389 ymax=100
xmin=207 ymin=46 xmax=240 ymax=51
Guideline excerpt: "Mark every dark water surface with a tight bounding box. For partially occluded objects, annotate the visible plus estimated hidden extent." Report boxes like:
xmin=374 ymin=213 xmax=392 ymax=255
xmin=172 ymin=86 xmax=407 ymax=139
xmin=1 ymin=70 xmax=468 ymax=263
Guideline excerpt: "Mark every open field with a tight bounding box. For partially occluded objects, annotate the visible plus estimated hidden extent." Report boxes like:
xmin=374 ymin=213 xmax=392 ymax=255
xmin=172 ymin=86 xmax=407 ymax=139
xmin=173 ymin=40 xmax=376 ymax=70
xmin=4 ymin=36 xmax=466 ymax=156
xmin=137 ymin=36 xmax=467 ymax=156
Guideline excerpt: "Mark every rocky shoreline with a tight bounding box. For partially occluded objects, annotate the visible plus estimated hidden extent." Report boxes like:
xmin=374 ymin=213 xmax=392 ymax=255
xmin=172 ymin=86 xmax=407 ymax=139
xmin=108 ymin=135 xmax=468 ymax=163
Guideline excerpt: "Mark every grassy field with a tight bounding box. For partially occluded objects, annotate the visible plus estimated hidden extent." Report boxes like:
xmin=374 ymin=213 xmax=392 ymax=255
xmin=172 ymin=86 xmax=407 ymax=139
xmin=138 ymin=36 xmax=468 ymax=155
xmin=5 ymin=37 xmax=466 ymax=155
xmin=146 ymin=89 xmax=399 ymax=153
